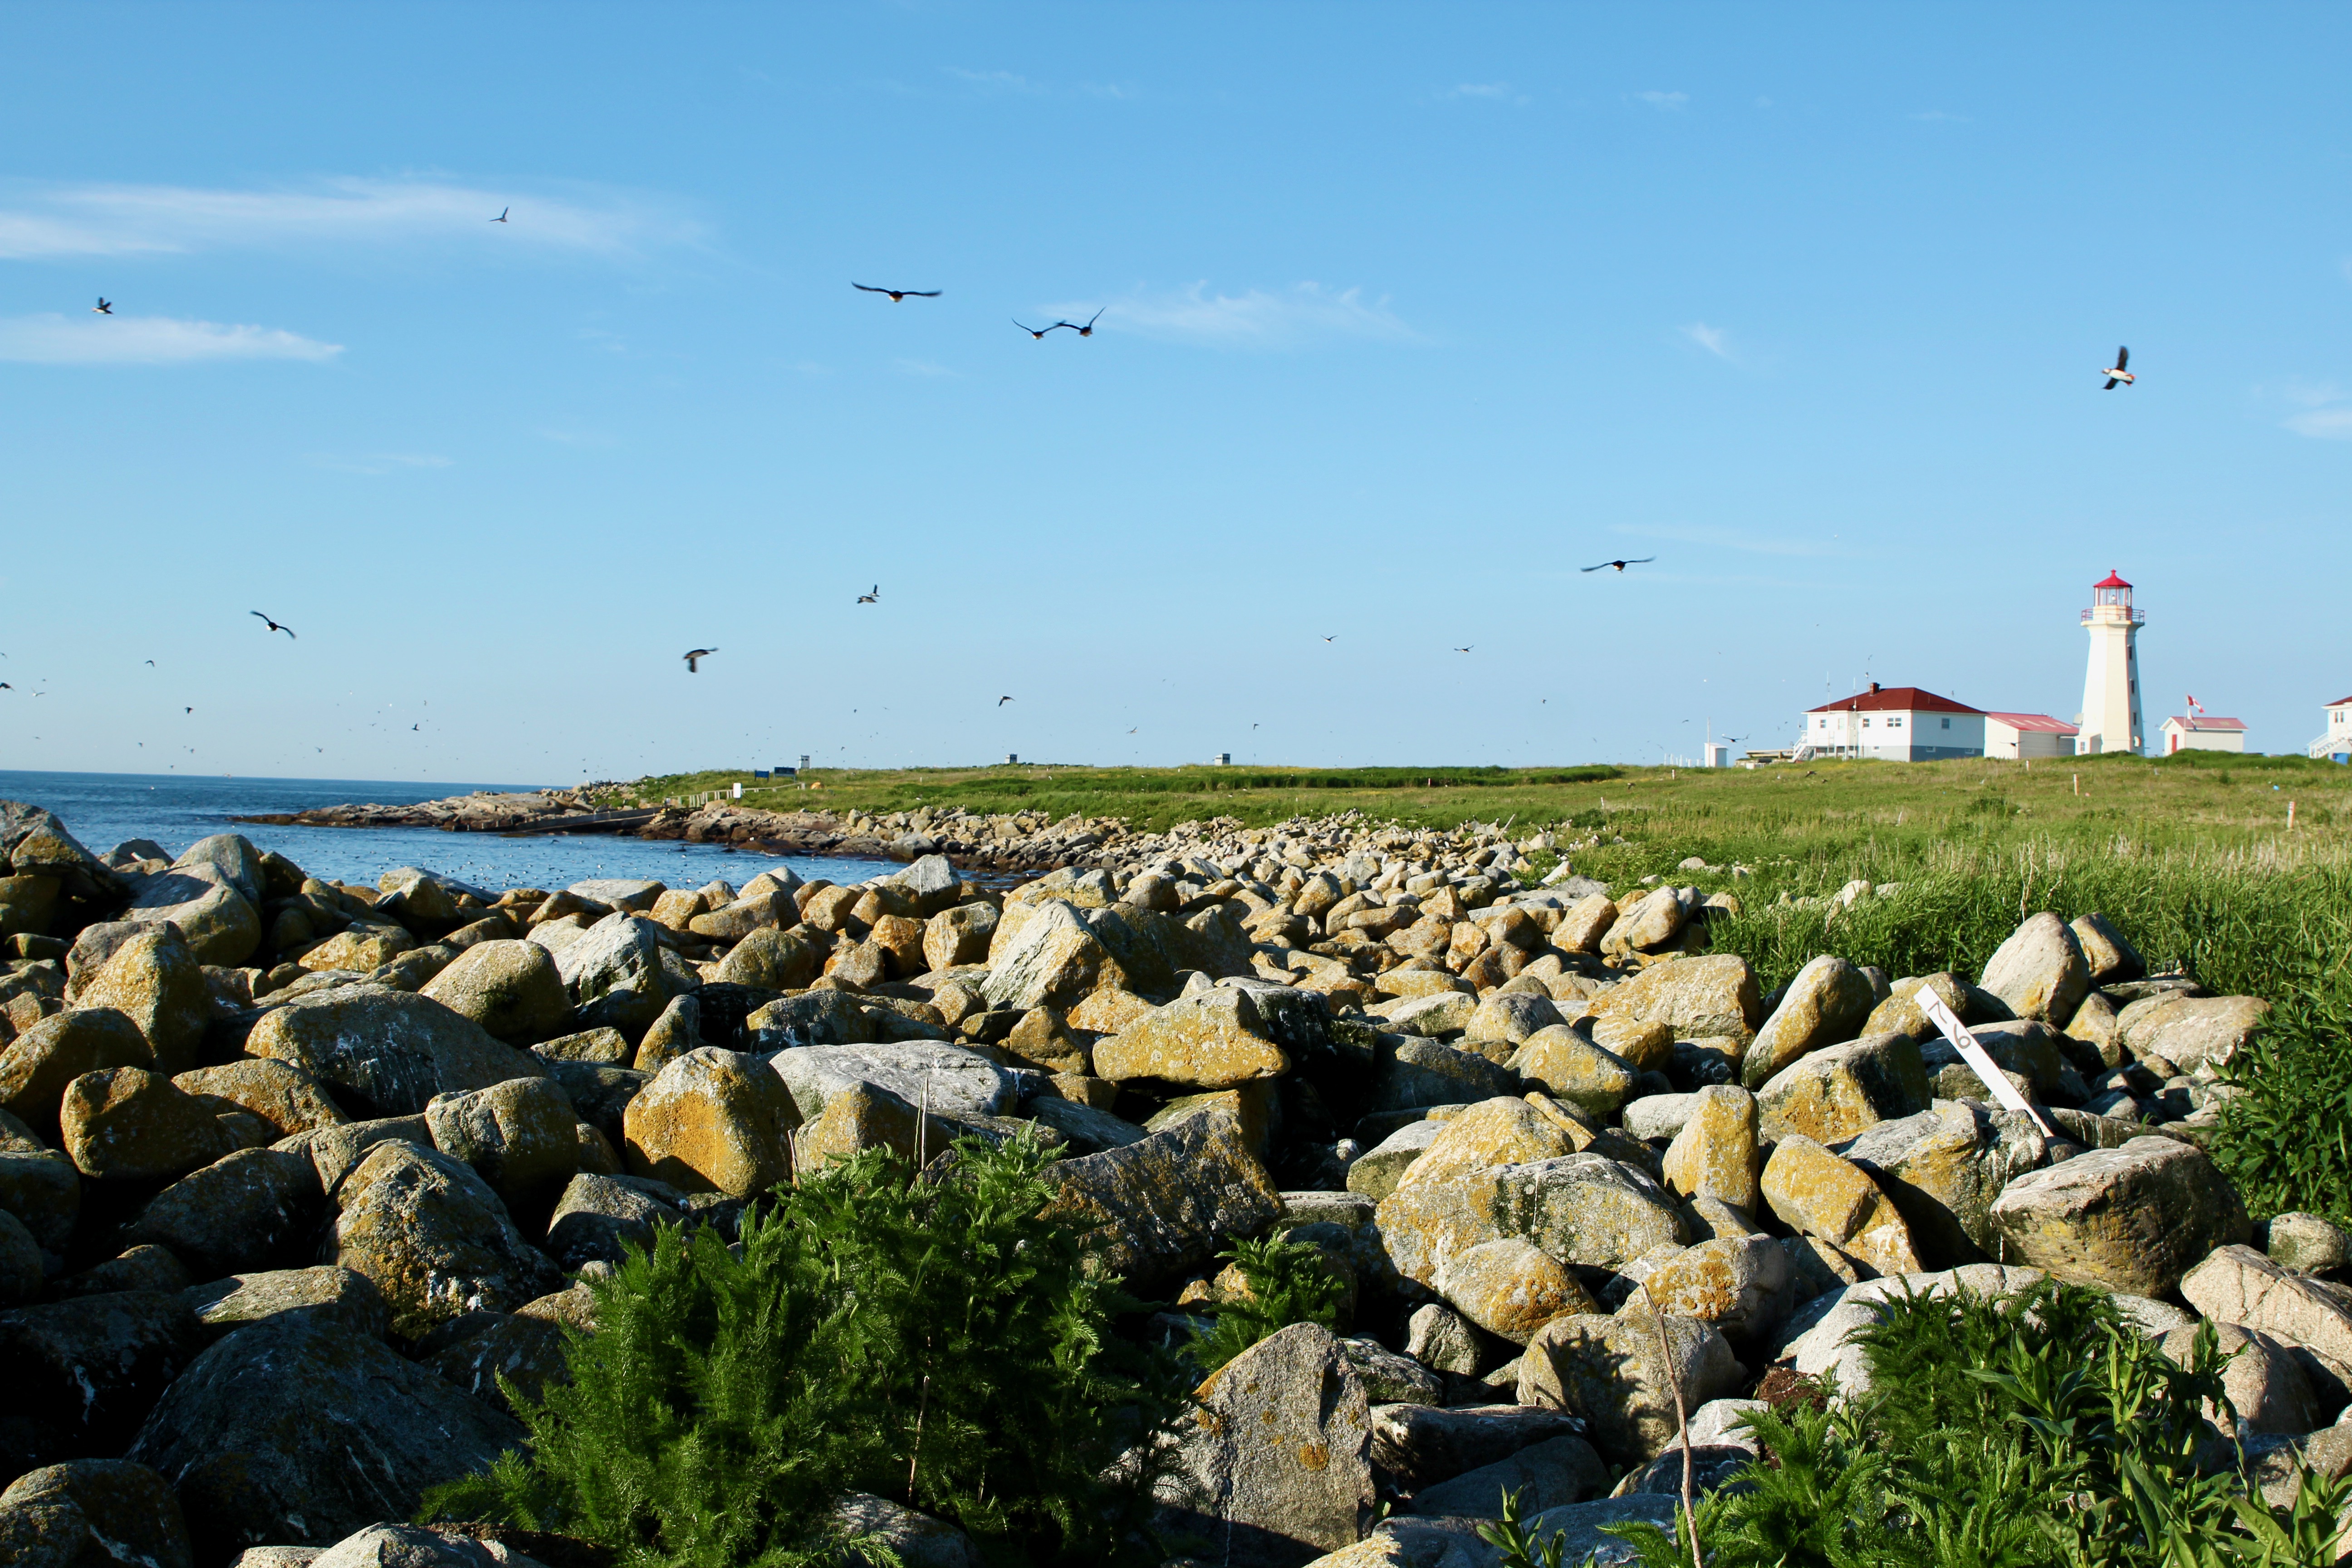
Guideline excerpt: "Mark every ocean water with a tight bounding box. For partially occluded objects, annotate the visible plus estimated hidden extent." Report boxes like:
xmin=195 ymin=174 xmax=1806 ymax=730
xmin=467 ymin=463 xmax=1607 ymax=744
xmin=0 ymin=770 xmax=901 ymax=894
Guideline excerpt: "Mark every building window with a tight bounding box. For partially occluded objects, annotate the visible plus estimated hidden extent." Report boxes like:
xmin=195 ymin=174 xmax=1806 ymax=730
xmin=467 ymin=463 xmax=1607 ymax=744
xmin=1889 ymin=716 xmax=1903 ymax=728
xmin=1941 ymin=717 xmax=1951 ymax=730
xmin=1862 ymin=718 xmax=1872 ymax=728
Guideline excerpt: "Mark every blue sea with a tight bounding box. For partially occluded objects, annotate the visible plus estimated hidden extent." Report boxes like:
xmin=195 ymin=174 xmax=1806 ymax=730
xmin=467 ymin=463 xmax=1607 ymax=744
xmin=0 ymin=770 xmax=901 ymax=893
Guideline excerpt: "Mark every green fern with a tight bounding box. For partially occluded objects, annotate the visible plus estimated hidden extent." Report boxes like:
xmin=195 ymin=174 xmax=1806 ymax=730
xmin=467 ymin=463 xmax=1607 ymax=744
xmin=1183 ymin=1233 xmax=1351 ymax=1375
xmin=422 ymin=1134 xmax=1189 ymax=1568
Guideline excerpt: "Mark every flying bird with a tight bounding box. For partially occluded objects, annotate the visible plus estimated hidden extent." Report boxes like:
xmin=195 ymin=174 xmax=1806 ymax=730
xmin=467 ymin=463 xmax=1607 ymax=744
xmin=92 ymin=298 xmax=113 ymax=315
xmin=1014 ymin=318 xmax=1068 ymax=339
xmin=144 ymin=660 xmax=153 ymax=666
xmin=1581 ymin=558 xmax=1656 ymax=573
xmin=1454 ymin=646 xmax=1474 ymax=653
xmin=0 ymin=683 xmax=10 ymax=691
xmin=1321 ymin=635 xmax=1336 ymax=642
xmin=998 ymin=696 xmax=1014 ymax=706
xmin=250 ymin=611 xmax=296 ymax=638
xmin=1060 ymin=308 xmax=1104 ymax=338
xmin=492 ymin=207 xmax=509 ymax=223
xmin=682 ymin=647 xmax=717 ymax=673
xmin=855 ymin=586 xmax=879 ymax=603
xmin=2102 ymin=345 xmax=2134 ymax=390
xmin=185 ymin=707 xmax=192 ymax=714
xmin=854 ymin=283 xmax=941 ymax=302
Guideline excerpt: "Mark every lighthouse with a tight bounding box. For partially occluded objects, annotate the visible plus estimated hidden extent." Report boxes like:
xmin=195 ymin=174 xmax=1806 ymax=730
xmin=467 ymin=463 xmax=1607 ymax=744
xmin=2078 ymin=570 xmax=2144 ymax=755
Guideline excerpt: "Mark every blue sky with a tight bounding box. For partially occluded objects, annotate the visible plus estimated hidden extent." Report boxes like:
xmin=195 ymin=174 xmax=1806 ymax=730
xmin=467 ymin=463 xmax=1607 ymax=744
xmin=4 ymin=2 xmax=2348 ymax=784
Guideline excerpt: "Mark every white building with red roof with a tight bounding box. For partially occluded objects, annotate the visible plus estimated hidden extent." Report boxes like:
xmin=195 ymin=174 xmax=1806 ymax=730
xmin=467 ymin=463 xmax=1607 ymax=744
xmin=2160 ymin=713 xmax=2247 ymax=755
xmin=1983 ymin=712 xmax=2080 ymax=760
xmin=1800 ymin=683 xmax=1986 ymax=761
xmin=2312 ymin=697 xmax=2352 ymax=763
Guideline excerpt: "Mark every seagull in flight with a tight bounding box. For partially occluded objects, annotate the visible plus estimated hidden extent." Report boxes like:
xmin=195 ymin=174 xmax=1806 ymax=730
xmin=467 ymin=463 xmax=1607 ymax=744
xmin=855 ymin=586 xmax=879 ymax=603
xmin=998 ymin=695 xmax=1014 ymax=706
xmin=1014 ymin=318 xmax=1068 ymax=340
xmin=1582 ymin=557 xmax=1656 ymax=573
xmin=854 ymin=283 xmax=941 ymax=302
xmin=1321 ymin=635 xmax=1336 ymax=642
xmin=492 ymin=207 xmax=509 ymax=223
xmin=682 ymin=647 xmax=717 ymax=673
xmin=92 ymin=298 xmax=113 ymax=315
xmin=1058 ymin=308 xmax=1104 ymax=338
xmin=250 ymin=611 xmax=297 ymax=638
xmin=2102 ymin=345 xmax=2134 ymax=390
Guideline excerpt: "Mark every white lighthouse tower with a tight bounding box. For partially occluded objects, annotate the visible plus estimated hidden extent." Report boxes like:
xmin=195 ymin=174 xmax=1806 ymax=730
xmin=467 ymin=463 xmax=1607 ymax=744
xmin=2078 ymin=569 xmax=2145 ymax=755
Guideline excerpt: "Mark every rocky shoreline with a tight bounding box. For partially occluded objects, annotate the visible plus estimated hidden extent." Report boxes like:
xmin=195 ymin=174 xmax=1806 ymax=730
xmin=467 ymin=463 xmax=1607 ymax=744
xmin=1 ymin=794 xmax=2347 ymax=1566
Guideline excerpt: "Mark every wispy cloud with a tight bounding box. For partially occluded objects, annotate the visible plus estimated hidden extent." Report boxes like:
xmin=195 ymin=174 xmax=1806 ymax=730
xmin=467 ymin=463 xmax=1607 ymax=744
xmin=2286 ymin=407 xmax=2352 ymax=440
xmin=1681 ymin=322 xmax=1733 ymax=360
xmin=944 ymin=67 xmax=1043 ymax=95
xmin=1631 ymin=90 xmax=1688 ymax=111
xmin=0 ymin=177 xmax=700 ymax=260
xmin=2275 ymin=380 xmax=2352 ymax=439
xmin=1445 ymin=82 xmax=1528 ymax=105
xmin=1613 ymin=522 xmax=1842 ymax=558
xmin=309 ymin=452 xmax=451 ymax=476
xmin=0 ymin=312 xmax=342 ymax=365
xmin=1088 ymin=282 xmax=1413 ymax=349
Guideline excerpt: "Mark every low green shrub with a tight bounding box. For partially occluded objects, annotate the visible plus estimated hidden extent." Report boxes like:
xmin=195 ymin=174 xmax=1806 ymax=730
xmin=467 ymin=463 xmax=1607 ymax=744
xmin=421 ymin=1136 xmax=1190 ymax=1568
xmin=1184 ymin=1233 xmax=1350 ymax=1375
xmin=1586 ymin=1280 xmax=2351 ymax=1568
xmin=2212 ymin=1000 xmax=2352 ymax=1230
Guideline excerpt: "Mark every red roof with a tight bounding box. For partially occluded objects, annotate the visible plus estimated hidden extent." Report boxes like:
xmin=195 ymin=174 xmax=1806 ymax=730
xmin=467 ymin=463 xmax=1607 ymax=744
xmin=2328 ymin=695 xmax=2352 ymax=707
xmin=2094 ymin=570 xmax=2132 ymax=589
xmin=2163 ymin=715 xmax=2246 ymax=732
xmin=1806 ymin=686 xmax=1982 ymax=715
xmin=1984 ymin=712 xmax=2078 ymax=734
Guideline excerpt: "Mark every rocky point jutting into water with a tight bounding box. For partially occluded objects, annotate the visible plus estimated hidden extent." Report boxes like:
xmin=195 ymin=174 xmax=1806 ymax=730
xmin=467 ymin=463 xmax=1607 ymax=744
xmin=0 ymin=794 xmax=2345 ymax=1567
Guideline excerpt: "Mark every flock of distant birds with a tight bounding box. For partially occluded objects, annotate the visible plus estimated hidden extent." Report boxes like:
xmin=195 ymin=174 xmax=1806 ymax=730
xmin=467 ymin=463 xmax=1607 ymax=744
xmin=52 ymin=205 xmax=2146 ymax=757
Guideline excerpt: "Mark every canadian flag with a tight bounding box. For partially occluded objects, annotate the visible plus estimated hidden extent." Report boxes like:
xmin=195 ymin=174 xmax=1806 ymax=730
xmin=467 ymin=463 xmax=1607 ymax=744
xmin=2186 ymin=694 xmax=2202 ymax=713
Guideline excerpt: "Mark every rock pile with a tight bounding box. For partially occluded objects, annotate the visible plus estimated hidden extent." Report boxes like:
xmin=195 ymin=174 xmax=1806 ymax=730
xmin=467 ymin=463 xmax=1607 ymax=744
xmin=0 ymin=796 xmax=2346 ymax=1568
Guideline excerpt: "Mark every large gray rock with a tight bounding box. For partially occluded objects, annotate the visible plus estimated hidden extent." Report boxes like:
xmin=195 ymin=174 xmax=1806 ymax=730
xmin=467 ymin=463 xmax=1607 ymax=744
xmin=1837 ymin=1100 xmax=2049 ymax=1267
xmin=0 ymin=1007 xmax=152 ymax=1138
xmin=174 ymin=835 xmax=266 ymax=908
xmin=74 ymin=925 xmax=208 ymax=1075
xmin=1754 ymin=1033 xmax=1930 ymax=1145
xmin=1154 ymin=1322 xmax=1374 ymax=1567
xmin=1918 ymin=1019 xmax=2065 ymax=1101
xmin=0 ymin=1291 xmax=204 ymax=1454
xmin=0 ymin=1459 xmax=193 ymax=1568
xmin=126 ymin=1316 xmax=523 ymax=1562
xmin=1405 ymin=1433 xmax=1607 ymax=1519
xmin=1093 ymin=989 xmax=1290 ymax=1088
xmin=544 ymin=1171 xmax=686 ymax=1270
xmin=245 ymin=988 xmax=552 ymax=1119
xmin=1369 ymin=1403 xmax=1585 ymax=1492
xmin=1518 ymin=1309 xmax=1743 ymax=1465
xmin=1377 ymin=1154 xmax=1686 ymax=1289
xmin=125 ymin=1147 xmax=325 ymax=1278
xmin=1 ymin=801 xmax=122 ymax=902
xmin=1041 ymin=1109 xmax=1280 ymax=1286
xmin=306 ymin=1523 xmax=534 ymax=1568
xmin=0 ymin=1139 xmax=79 ymax=1252
xmin=1978 ymin=913 xmax=2090 ymax=1027
xmin=423 ymin=1076 xmax=578 ymax=1209
xmin=1989 ymin=1136 xmax=2249 ymax=1296
xmin=981 ymin=901 xmax=1122 ymax=1012
xmin=554 ymin=914 xmax=688 ymax=1033
xmin=1637 ymin=1235 xmax=1793 ymax=1349
xmin=328 ymin=1141 xmax=563 ymax=1338
xmin=181 ymin=1266 xmax=391 ymax=1343
xmin=828 ymin=1494 xmax=985 ymax=1568
xmin=2119 ymin=995 xmax=2269 ymax=1073
xmin=2159 ymin=1322 xmax=2321 ymax=1436
xmin=1582 ymin=955 xmax=1761 ymax=1049
xmin=2180 ymin=1245 xmax=2352 ymax=1371
xmin=122 ymin=866 xmax=262 ymax=969
xmin=1742 ymin=956 xmax=1877 ymax=1089
xmin=2068 ymin=913 xmax=2144 ymax=985
xmin=767 ymin=1041 xmax=1013 ymax=1122
xmin=417 ymin=941 xmax=571 ymax=1044
xmin=1371 ymin=1037 xmax=1518 ymax=1112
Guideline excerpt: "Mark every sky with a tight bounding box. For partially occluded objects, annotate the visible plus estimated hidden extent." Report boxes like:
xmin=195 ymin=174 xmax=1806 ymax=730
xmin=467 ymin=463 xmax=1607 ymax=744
xmin=3 ymin=2 xmax=2349 ymax=784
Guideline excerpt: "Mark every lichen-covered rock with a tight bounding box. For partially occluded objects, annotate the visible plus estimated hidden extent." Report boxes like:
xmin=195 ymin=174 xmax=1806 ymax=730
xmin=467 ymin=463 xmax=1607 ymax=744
xmin=1518 ymin=1309 xmax=1743 ymax=1465
xmin=1465 ymin=992 xmax=1565 ymax=1047
xmin=180 ymin=1266 xmax=391 ymax=1342
xmin=1582 ymin=955 xmax=1760 ymax=1049
xmin=2118 ymin=995 xmax=2269 ymax=1073
xmin=0 ymin=1008 xmax=151 ymax=1137
xmin=74 ymin=926 xmax=208 ymax=1075
xmin=1372 ymin=1036 xmax=1518 ymax=1112
xmin=1917 ymin=1019 xmax=2065 ymax=1102
xmin=0 ymin=1459 xmax=193 ymax=1568
xmin=1435 ymin=1238 xmax=1597 ymax=1344
xmin=297 ymin=924 xmax=415 ymax=975
xmin=60 ymin=1067 xmax=236 ymax=1181
xmin=1836 ymin=1100 xmax=2048 ymax=1267
xmin=245 ymin=989 xmax=552 ymax=1119
xmin=1979 ymin=912 xmax=2090 ymax=1027
xmin=417 ymin=941 xmax=571 ymax=1044
xmin=768 ymin=1041 xmax=1012 ymax=1122
xmin=544 ymin=1171 xmax=686 ymax=1270
xmin=1042 ymin=1109 xmax=1280 ymax=1286
xmin=1659 ymin=1084 xmax=1761 ymax=1214
xmin=1760 ymin=1135 xmax=1922 ymax=1277
xmin=1093 ymin=988 xmax=1290 ymax=1088
xmin=1379 ymin=1154 xmax=1686 ymax=1288
xmin=622 ymin=1047 xmax=799 ymax=1197
xmin=1754 ymin=1032 xmax=1930 ymax=1145
xmin=1346 ymin=1119 xmax=1445 ymax=1202
xmin=2179 ymin=1244 xmax=2352 ymax=1370
xmin=1154 ymin=1322 xmax=1374 ymax=1568
xmin=1508 ymin=1027 xmax=1638 ymax=1117
xmin=424 ymin=1076 xmax=578 ymax=1209
xmin=0 ymin=1290 xmax=204 ymax=1453
xmin=1368 ymin=1402 xmax=1585 ymax=1492
xmin=1395 ymin=1098 xmax=1578 ymax=1193
xmin=981 ymin=901 xmax=1123 ymax=1012
xmin=1990 ymin=1135 xmax=2249 ymax=1296
xmin=792 ymin=1080 xmax=965 ymax=1173
xmin=328 ymin=1141 xmax=563 ymax=1338
xmin=122 ymin=867 xmax=263 ymax=969
xmin=423 ymin=1312 xmax=570 ymax=1418
xmin=173 ymin=1058 xmax=348 ymax=1137
xmin=1634 ymin=1235 xmax=1792 ymax=1348
xmin=711 ymin=924 xmax=824 ymax=991
xmin=125 ymin=1316 xmax=522 ymax=1562
xmin=2266 ymin=1213 xmax=2352 ymax=1275
xmin=2068 ymin=913 xmax=2145 ymax=985
xmin=125 ymin=1148 xmax=324 ymax=1278
xmin=1742 ymin=956 xmax=1877 ymax=1089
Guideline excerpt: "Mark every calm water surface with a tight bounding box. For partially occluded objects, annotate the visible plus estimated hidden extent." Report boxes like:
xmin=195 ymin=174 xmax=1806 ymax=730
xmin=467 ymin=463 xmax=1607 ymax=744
xmin=0 ymin=770 xmax=900 ymax=892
